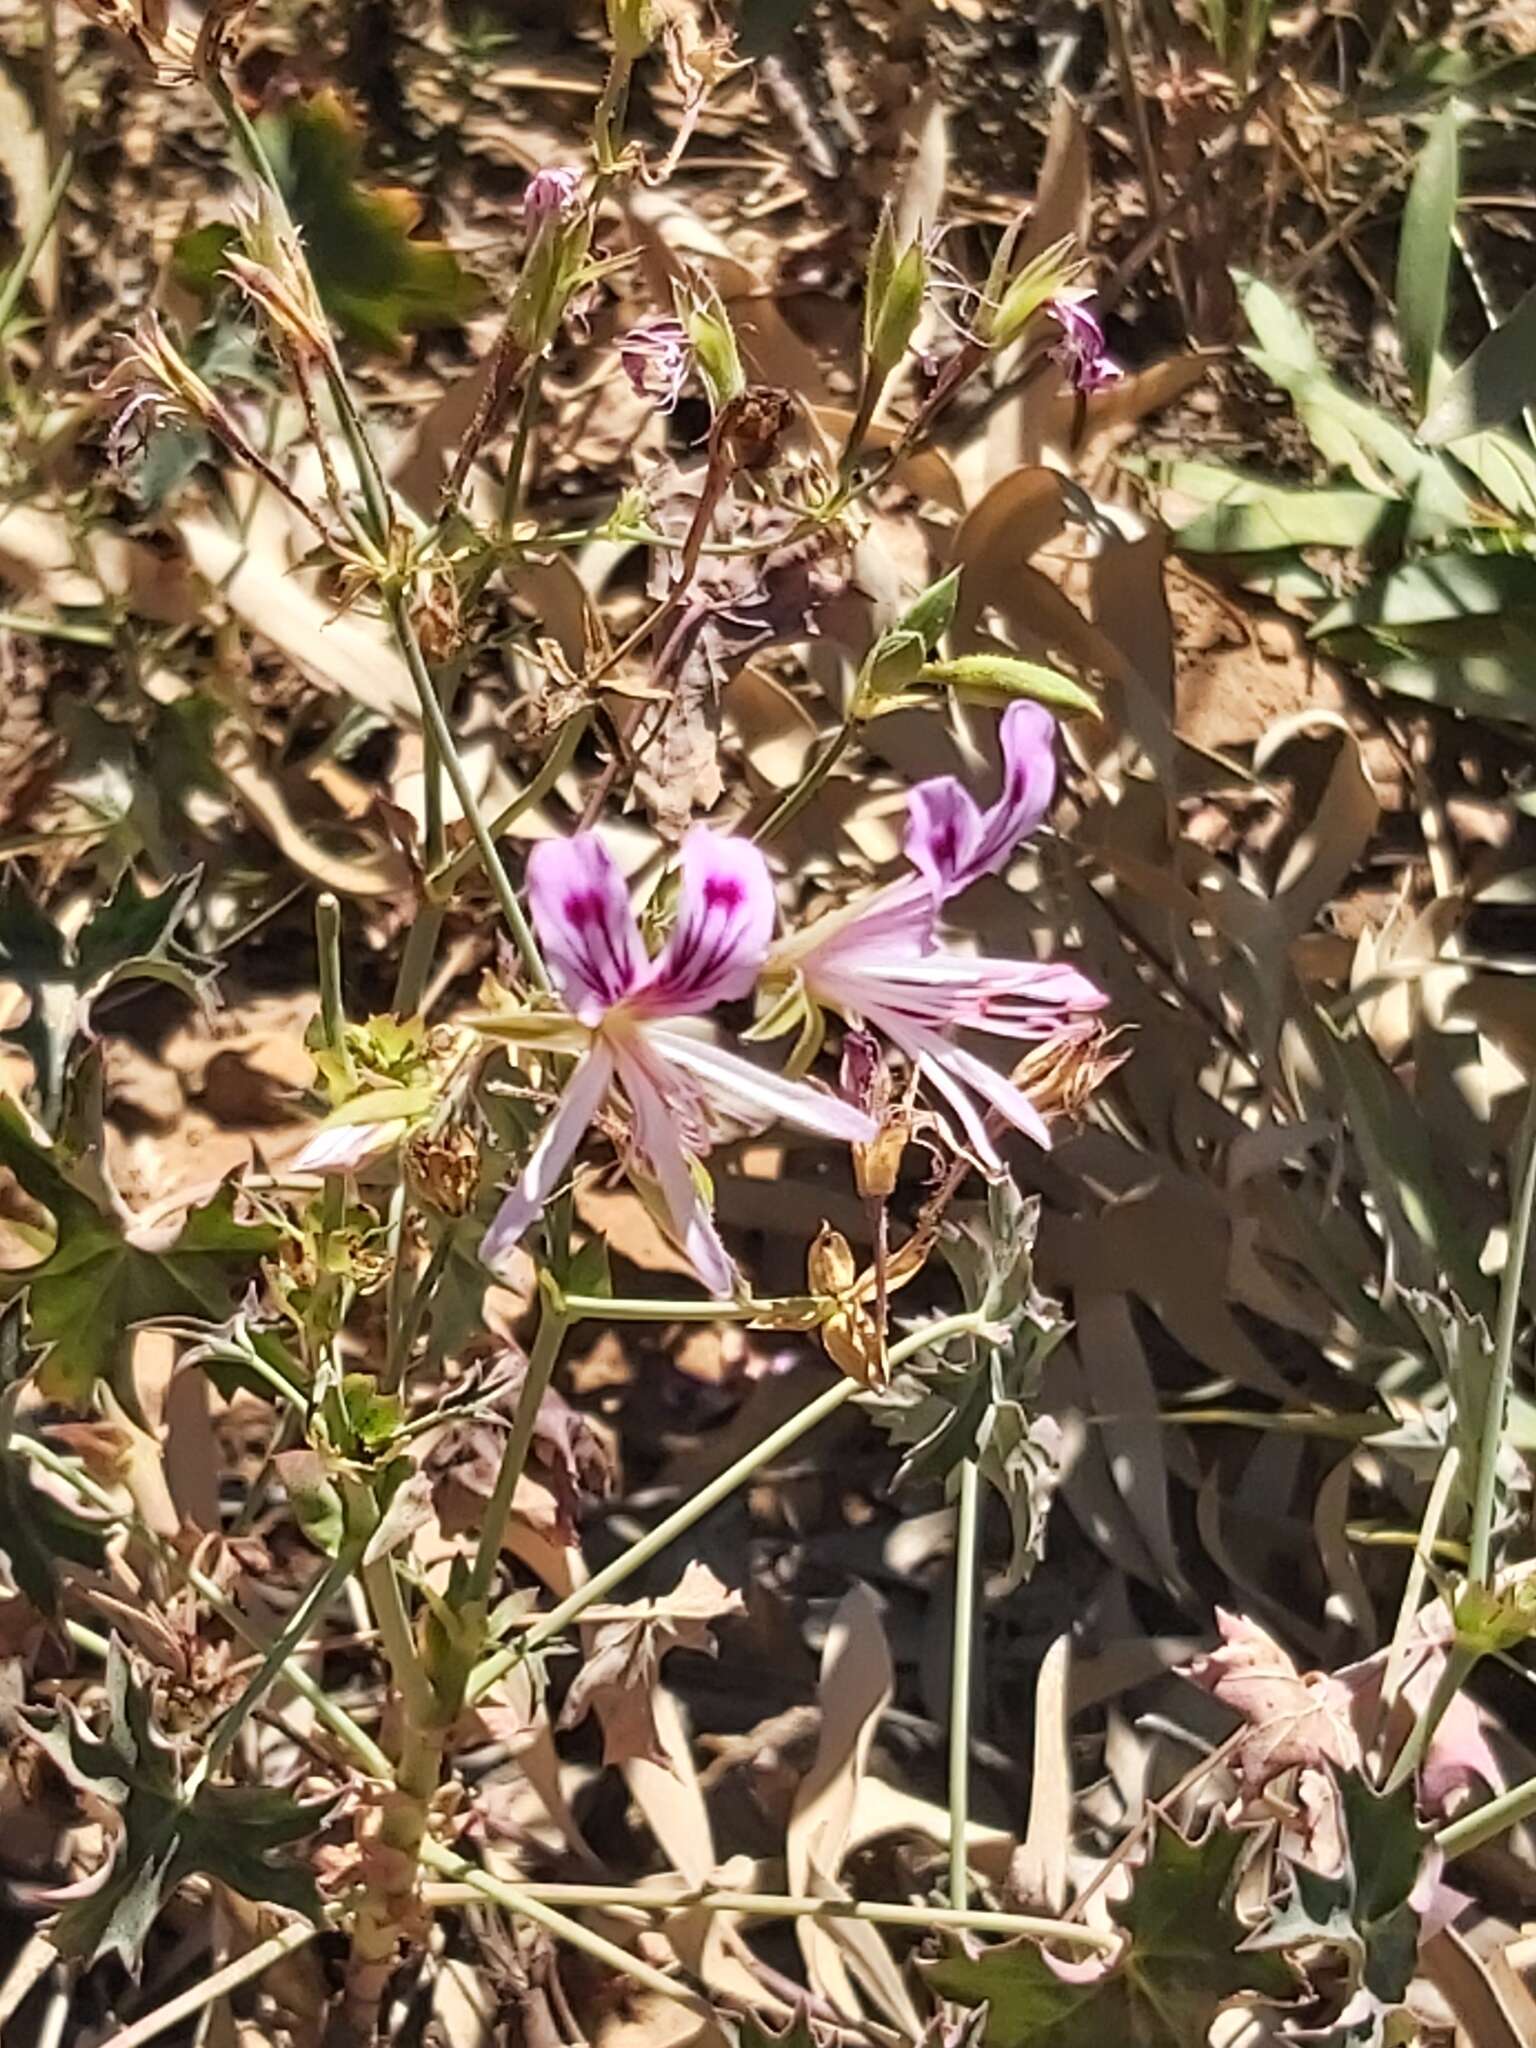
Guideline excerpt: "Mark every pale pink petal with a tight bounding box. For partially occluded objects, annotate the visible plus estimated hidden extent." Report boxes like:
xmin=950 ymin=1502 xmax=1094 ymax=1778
xmin=973 ymin=700 xmax=1058 ymax=874
xmin=617 ymin=1048 xmax=738 ymax=1295
xmin=480 ymin=1045 xmax=614 ymax=1272
xmin=912 ymin=1045 xmax=1006 ymax=1166
xmin=644 ymin=1023 xmax=878 ymax=1144
xmin=639 ymin=828 xmax=777 ymax=1015
xmin=905 ymin=778 xmax=985 ymax=900
xmin=527 ymin=836 xmax=645 ymax=1023
xmin=775 ymin=876 xmax=934 ymax=979
xmin=876 ymin=1012 xmax=1051 ymax=1161
xmin=291 ymin=1119 xmax=405 ymax=1174
xmin=938 ymin=1038 xmax=1054 ymax=1148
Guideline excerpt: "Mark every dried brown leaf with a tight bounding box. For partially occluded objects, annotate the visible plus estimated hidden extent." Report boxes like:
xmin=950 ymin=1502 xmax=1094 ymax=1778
xmin=1179 ymin=1608 xmax=1361 ymax=1788
xmin=786 ymin=1584 xmax=895 ymax=2023
xmin=558 ymin=1561 xmax=743 ymax=1768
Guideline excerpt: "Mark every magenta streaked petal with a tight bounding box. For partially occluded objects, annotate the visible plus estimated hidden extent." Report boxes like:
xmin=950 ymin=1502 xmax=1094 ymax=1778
xmin=1048 ymin=289 xmax=1123 ymax=396
xmin=645 ymin=1023 xmax=879 ymax=1144
xmin=526 ymin=835 xmax=645 ymax=1022
xmin=640 ymin=827 xmax=777 ymax=1015
xmin=906 ymin=777 xmax=984 ymax=899
xmin=480 ymin=1044 xmax=613 ymax=1272
xmin=619 ymin=317 xmax=691 ymax=413
xmin=972 ymin=700 xmax=1058 ymax=874
xmin=618 ymin=1048 xmax=738 ymax=1295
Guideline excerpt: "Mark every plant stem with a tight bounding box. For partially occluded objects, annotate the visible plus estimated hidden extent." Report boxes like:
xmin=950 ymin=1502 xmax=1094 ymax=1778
xmin=194 ymin=1545 xmax=359 ymax=1786
xmin=1470 ymin=1082 xmax=1536 ymax=1588
xmin=0 ymin=148 xmax=73 ymax=338
xmin=468 ymin=1310 xmax=986 ymax=1702
xmin=1383 ymin=1639 xmax=1480 ymax=1795
xmin=560 ymin=1290 xmax=806 ymax=1324
xmin=421 ymin=1839 xmax=716 ymax=2021
xmin=1438 ymin=1769 xmax=1536 ymax=1860
xmin=315 ymin=891 xmax=353 ymax=1084
xmin=948 ymin=1457 xmax=981 ymax=1911
xmin=429 ymin=708 xmax=590 ymax=897
xmin=467 ymin=1297 xmax=570 ymax=1606
xmin=499 ymin=356 xmax=546 ymax=537
xmin=389 ymin=590 xmax=549 ymax=991
xmin=361 ymin=1552 xmax=439 ymax=1729
xmin=0 ymin=608 xmax=111 ymax=646
xmin=420 ymin=1879 xmax=1119 ymax=1950
xmin=752 ymin=717 xmax=856 ymax=845
xmin=591 ymin=51 xmax=634 ymax=171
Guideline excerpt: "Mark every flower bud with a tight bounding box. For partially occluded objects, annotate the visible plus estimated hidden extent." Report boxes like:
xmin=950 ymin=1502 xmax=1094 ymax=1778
xmin=915 ymin=653 xmax=1100 ymax=719
xmin=863 ymin=206 xmax=927 ymax=378
xmin=849 ymin=568 xmax=962 ymax=718
xmin=851 ymin=627 xmax=927 ymax=720
xmin=606 ymin=0 xmax=656 ymax=61
xmin=895 ymin=567 xmax=960 ymax=651
xmin=523 ymin=165 xmax=582 ymax=231
xmin=980 ymin=233 xmax=1077 ymax=352
xmin=681 ymin=279 xmax=745 ymax=413
xmin=509 ymin=173 xmax=592 ymax=353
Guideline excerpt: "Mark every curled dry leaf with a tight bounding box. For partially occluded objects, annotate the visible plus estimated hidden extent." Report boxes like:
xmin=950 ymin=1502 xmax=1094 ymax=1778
xmin=424 ymin=1354 xmax=614 ymax=1548
xmin=558 ymin=1560 xmax=744 ymax=1768
xmin=635 ymin=462 xmax=850 ymax=836
xmin=1179 ymin=1608 xmax=1361 ymax=1789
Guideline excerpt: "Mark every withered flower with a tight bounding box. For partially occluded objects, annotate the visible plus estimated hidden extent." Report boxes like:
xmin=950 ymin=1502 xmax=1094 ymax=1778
xmin=101 ymin=311 xmax=227 ymax=469
xmin=223 ymin=197 xmax=336 ymax=367
xmin=841 ymin=1029 xmax=911 ymax=1203
xmin=1011 ymin=1020 xmax=1127 ymax=1123
xmin=804 ymin=1221 xmax=931 ymax=1388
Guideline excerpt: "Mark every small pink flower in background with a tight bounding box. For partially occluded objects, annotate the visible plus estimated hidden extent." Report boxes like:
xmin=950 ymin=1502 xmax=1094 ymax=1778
xmin=1048 ymin=288 xmax=1122 ymax=395
xmin=524 ymin=165 xmax=582 ymax=230
xmin=619 ymin=317 xmax=692 ymax=413
xmin=480 ymin=829 xmax=876 ymax=1295
xmin=770 ymin=702 xmax=1105 ymax=1163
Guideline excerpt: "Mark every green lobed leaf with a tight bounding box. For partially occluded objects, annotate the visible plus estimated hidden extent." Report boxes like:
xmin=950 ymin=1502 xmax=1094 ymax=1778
xmin=1421 ymin=283 xmax=1536 ymax=446
xmin=1175 ymin=484 xmax=1400 ymax=554
xmin=1396 ymin=104 xmax=1460 ymax=415
xmin=925 ymin=1820 xmax=1294 ymax=2048
xmin=1311 ymin=550 xmax=1536 ymax=645
xmin=0 ymin=868 xmax=216 ymax=1128
xmin=1370 ymin=653 xmax=1536 ymax=723
xmin=252 ymin=90 xmax=484 ymax=353
xmin=0 ymin=1100 xmax=278 ymax=1406
xmin=866 ymin=1181 xmax=1067 ymax=1588
xmin=27 ymin=1640 xmax=329 ymax=1966
xmin=1248 ymin=1776 xmax=1428 ymax=2030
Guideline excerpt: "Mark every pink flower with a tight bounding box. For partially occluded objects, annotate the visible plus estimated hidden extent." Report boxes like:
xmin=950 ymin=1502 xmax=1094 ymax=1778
xmin=524 ymin=166 xmax=583 ymax=230
xmin=1048 ymin=289 xmax=1123 ymax=395
xmin=480 ymin=828 xmax=876 ymax=1294
xmin=769 ymin=703 xmax=1105 ymax=1163
xmin=619 ymin=317 xmax=691 ymax=413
